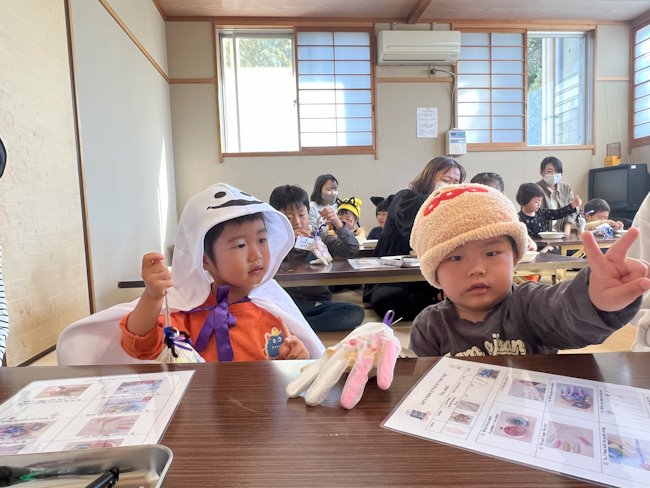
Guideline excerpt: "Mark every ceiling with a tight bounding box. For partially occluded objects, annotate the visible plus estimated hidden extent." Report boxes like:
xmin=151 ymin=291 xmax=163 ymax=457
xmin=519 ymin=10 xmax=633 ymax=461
xmin=157 ymin=0 xmax=650 ymax=23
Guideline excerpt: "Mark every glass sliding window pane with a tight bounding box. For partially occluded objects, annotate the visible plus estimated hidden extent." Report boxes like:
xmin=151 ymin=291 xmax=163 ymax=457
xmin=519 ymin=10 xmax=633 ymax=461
xmin=635 ymin=109 xmax=650 ymax=126
xmin=527 ymin=32 xmax=591 ymax=145
xmin=635 ymin=66 xmax=650 ymax=85
xmin=492 ymin=117 xmax=524 ymax=129
xmin=635 ymin=81 xmax=650 ymax=100
xmin=637 ymin=53 xmax=650 ymax=71
xmin=459 ymin=46 xmax=490 ymax=60
xmin=636 ymin=38 xmax=650 ymax=58
xmin=491 ymin=47 xmax=523 ymax=60
xmin=297 ymin=46 xmax=334 ymax=60
xmin=492 ymin=89 xmax=523 ymax=102
xmin=457 ymin=61 xmax=490 ymax=74
xmin=458 ymin=116 xmax=490 ymax=129
xmin=635 ymin=122 xmax=650 ymax=139
xmin=219 ymin=33 xmax=298 ymax=152
xmin=492 ymin=61 xmax=523 ymax=74
xmin=636 ymin=95 xmax=650 ymax=113
xmin=458 ymin=103 xmax=490 ymax=116
xmin=492 ymin=103 xmax=524 ymax=115
xmin=466 ymin=130 xmax=490 ymax=143
xmin=298 ymin=61 xmax=334 ymax=74
xmin=636 ymin=24 xmax=650 ymax=43
xmin=297 ymin=32 xmax=333 ymax=45
xmin=461 ymin=33 xmax=490 ymax=45
xmin=491 ymin=33 xmax=523 ymax=46
xmin=334 ymin=32 xmax=369 ymax=45
xmin=458 ymin=74 xmax=490 ymax=88
xmin=458 ymin=89 xmax=490 ymax=103
xmin=492 ymin=74 xmax=524 ymax=88
xmin=492 ymin=130 xmax=523 ymax=142
xmin=336 ymin=104 xmax=372 ymax=117
xmin=297 ymin=30 xmax=372 ymax=148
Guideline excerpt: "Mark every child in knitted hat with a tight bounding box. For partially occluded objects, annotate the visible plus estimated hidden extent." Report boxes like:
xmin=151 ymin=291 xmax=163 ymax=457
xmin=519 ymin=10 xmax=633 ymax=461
xmin=337 ymin=197 xmax=367 ymax=245
xmin=408 ymin=184 xmax=650 ymax=358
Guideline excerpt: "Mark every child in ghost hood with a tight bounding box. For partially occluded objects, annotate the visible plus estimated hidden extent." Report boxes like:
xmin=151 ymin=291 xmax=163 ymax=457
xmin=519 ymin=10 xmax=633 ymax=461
xmin=120 ymin=183 xmax=324 ymax=362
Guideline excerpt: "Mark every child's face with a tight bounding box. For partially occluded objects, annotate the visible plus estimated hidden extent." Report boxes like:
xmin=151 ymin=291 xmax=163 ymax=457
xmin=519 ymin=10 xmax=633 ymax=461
xmin=436 ymin=236 xmax=517 ymax=323
xmin=338 ymin=210 xmax=357 ymax=230
xmin=586 ymin=210 xmax=609 ymax=222
xmin=203 ymin=218 xmax=270 ymax=293
xmin=522 ymin=196 xmax=543 ymax=214
xmin=376 ymin=210 xmax=388 ymax=227
xmin=280 ymin=204 xmax=309 ymax=231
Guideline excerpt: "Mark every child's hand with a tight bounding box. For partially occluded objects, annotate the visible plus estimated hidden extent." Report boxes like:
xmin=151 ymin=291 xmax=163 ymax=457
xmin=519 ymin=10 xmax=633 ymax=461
xmin=320 ymin=206 xmax=343 ymax=229
xmin=610 ymin=220 xmax=624 ymax=230
xmin=141 ymin=252 xmax=172 ymax=300
xmin=278 ymin=335 xmax=310 ymax=360
xmin=584 ymin=227 xmax=650 ymax=312
xmin=526 ymin=236 xmax=538 ymax=251
xmin=294 ymin=227 xmax=312 ymax=239
xmin=571 ymin=195 xmax=582 ymax=209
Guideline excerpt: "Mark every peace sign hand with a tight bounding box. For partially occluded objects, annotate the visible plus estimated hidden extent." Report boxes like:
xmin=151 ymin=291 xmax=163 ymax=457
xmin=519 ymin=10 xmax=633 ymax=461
xmin=584 ymin=227 xmax=650 ymax=312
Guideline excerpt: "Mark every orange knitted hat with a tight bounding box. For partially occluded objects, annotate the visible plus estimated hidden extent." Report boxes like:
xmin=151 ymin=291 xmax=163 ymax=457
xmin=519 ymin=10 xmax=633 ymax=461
xmin=410 ymin=184 xmax=528 ymax=288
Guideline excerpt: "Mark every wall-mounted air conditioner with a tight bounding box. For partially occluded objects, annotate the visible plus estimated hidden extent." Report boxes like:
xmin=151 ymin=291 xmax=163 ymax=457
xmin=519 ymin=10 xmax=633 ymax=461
xmin=377 ymin=30 xmax=461 ymax=65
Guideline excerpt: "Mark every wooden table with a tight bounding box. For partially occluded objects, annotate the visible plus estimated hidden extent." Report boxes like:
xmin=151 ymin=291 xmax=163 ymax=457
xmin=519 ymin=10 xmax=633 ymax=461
xmin=536 ymin=236 xmax=618 ymax=258
xmin=117 ymin=253 xmax=586 ymax=289
xmin=275 ymin=253 xmax=586 ymax=287
xmin=1 ymin=353 xmax=648 ymax=486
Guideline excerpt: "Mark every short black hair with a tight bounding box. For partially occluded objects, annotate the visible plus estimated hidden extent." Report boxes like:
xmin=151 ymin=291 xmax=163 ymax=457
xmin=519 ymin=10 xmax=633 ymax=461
xmin=269 ymin=185 xmax=309 ymax=212
xmin=310 ymin=174 xmax=338 ymax=204
xmin=540 ymin=156 xmax=563 ymax=174
xmin=516 ymin=183 xmax=545 ymax=206
xmin=204 ymin=213 xmax=265 ymax=261
xmin=370 ymin=195 xmax=394 ymax=215
xmin=584 ymin=198 xmax=610 ymax=215
xmin=470 ymin=172 xmax=505 ymax=192
xmin=338 ymin=208 xmax=358 ymax=222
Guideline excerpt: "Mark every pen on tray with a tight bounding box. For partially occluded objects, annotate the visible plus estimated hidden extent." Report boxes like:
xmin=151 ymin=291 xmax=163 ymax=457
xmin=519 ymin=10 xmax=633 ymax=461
xmin=85 ymin=468 xmax=119 ymax=488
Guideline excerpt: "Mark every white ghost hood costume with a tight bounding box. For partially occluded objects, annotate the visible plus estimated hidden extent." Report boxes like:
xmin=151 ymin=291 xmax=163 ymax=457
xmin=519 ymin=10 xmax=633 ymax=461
xmin=56 ymin=184 xmax=324 ymax=365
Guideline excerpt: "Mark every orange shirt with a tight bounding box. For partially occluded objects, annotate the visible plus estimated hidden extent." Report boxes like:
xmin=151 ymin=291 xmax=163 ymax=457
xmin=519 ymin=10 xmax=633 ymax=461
xmin=120 ymin=293 xmax=290 ymax=362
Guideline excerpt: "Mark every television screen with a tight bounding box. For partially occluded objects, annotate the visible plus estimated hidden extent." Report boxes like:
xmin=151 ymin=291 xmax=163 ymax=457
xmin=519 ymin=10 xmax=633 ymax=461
xmin=592 ymin=168 xmax=627 ymax=205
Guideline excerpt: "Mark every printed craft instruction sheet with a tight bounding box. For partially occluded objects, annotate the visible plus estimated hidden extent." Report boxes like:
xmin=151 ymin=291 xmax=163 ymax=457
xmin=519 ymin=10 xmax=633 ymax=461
xmin=0 ymin=371 xmax=193 ymax=455
xmin=383 ymin=357 xmax=650 ymax=487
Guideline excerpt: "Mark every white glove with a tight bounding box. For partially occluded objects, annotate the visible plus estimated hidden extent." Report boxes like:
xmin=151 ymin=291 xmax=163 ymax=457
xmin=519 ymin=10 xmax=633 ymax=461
xmin=286 ymin=319 xmax=401 ymax=409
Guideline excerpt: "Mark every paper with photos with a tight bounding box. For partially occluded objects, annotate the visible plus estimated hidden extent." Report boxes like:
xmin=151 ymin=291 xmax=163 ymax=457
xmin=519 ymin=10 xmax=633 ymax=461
xmin=382 ymin=357 xmax=650 ymax=487
xmin=0 ymin=371 xmax=193 ymax=455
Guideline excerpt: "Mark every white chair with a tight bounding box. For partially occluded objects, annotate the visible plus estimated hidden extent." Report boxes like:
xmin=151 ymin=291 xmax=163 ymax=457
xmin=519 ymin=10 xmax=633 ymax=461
xmin=57 ymin=300 xmax=154 ymax=365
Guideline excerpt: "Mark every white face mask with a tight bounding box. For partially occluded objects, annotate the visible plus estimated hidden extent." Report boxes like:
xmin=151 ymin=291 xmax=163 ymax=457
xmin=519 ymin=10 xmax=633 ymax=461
xmin=321 ymin=191 xmax=338 ymax=205
xmin=543 ymin=173 xmax=562 ymax=186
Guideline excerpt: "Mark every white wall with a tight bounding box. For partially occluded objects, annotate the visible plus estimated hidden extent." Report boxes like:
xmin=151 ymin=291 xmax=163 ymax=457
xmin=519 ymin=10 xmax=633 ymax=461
xmin=0 ymin=0 xmax=89 ymax=364
xmin=167 ymin=22 xmax=634 ymax=229
xmin=70 ymin=0 xmax=177 ymax=310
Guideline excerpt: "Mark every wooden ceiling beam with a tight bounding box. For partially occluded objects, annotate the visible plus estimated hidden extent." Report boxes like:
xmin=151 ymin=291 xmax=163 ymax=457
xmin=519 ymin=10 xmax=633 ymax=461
xmin=407 ymin=0 xmax=433 ymax=24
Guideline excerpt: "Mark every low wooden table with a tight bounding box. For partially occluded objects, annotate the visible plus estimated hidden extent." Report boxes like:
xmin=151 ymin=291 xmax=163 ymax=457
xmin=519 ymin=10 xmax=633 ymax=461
xmin=536 ymin=236 xmax=618 ymax=258
xmin=117 ymin=254 xmax=586 ymax=289
xmin=1 ymin=353 xmax=648 ymax=486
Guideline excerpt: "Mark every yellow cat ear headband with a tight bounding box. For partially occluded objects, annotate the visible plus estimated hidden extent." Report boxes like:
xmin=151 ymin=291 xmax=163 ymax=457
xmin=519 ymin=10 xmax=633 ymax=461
xmin=337 ymin=197 xmax=362 ymax=219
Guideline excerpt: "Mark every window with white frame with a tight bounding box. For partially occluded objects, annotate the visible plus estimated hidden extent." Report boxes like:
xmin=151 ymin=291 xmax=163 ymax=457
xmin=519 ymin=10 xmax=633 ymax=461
xmin=457 ymin=30 xmax=594 ymax=147
xmin=218 ymin=30 xmax=373 ymax=154
xmin=632 ymin=22 xmax=650 ymax=144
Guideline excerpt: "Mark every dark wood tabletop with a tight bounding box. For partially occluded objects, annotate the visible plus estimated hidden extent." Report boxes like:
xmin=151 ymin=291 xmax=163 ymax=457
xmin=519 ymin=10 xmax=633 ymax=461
xmin=118 ymin=253 xmax=585 ymax=289
xmin=2 ymin=353 xmax=648 ymax=487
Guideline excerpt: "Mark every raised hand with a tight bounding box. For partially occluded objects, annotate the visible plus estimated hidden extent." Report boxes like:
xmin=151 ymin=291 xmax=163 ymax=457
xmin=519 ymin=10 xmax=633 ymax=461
xmin=583 ymin=227 xmax=650 ymax=312
xmin=572 ymin=195 xmax=582 ymax=209
xmin=142 ymin=252 xmax=172 ymax=299
xmin=319 ymin=206 xmax=343 ymax=230
xmin=286 ymin=320 xmax=401 ymax=409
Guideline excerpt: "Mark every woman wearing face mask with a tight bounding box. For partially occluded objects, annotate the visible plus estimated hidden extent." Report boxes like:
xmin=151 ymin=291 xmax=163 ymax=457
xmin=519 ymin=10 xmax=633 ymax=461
xmin=536 ymin=157 xmax=577 ymax=237
xmin=365 ymin=156 xmax=466 ymax=321
xmin=308 ymin=174 xmax=339 ymax=229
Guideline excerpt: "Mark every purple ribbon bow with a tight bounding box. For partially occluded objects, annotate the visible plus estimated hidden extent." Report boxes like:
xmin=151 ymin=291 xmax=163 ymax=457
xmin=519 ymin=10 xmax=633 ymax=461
xmin=193 ymin=285 xmax=243 ymax=362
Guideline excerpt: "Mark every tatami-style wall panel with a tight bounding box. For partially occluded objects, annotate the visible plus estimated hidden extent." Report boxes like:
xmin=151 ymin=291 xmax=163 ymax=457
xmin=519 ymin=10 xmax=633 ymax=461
xmin=0 ymin=0 xmax=89 ymax=365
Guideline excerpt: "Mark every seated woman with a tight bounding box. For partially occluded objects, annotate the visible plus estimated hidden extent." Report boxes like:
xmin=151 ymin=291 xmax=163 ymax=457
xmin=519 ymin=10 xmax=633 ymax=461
xmin=364 ymin=156 xmax=466 ymax=321
xmin=536 ymin=157 xmax=576 ymax=237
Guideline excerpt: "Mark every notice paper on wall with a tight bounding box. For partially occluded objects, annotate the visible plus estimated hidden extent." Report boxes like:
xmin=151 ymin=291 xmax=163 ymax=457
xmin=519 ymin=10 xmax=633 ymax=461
xmin=416 ymin=107 xmax=438 ymax=138
xmin=0 ymin=371 xmax=193 ymax=455
xmin=382 ymin=357 xmax=650 ymax=487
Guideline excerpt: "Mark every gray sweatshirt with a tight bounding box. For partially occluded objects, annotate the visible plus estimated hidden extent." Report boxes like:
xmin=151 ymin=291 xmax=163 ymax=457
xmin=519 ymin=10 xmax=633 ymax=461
xmin=409 ymin=268 xmax=640 ymax=357
xmin=285 ymin=225 xmax=359 ymax=302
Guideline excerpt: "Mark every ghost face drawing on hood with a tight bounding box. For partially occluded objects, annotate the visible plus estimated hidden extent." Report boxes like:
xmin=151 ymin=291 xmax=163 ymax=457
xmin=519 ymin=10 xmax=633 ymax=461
xmin=167 ymin=183 xmax=294 ymax=311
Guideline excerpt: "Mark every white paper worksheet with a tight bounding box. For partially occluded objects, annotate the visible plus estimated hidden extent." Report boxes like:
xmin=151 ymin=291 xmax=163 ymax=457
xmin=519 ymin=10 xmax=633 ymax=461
xmin=0 ymin=371 xmax=193 ymax=455
xmin=382 ymin=357 xmax=650 ymax=487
